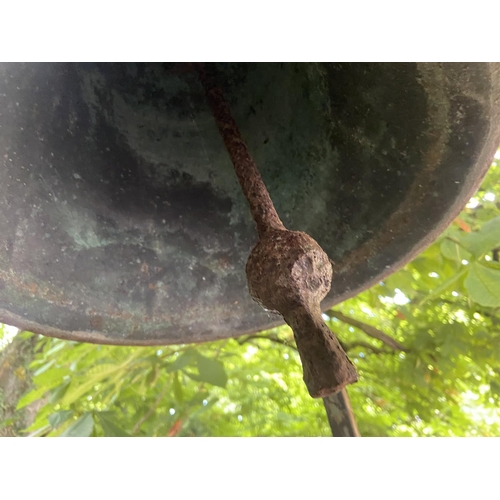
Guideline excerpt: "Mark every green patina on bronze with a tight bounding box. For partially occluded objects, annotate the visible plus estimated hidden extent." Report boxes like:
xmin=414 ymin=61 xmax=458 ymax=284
xmin=0 ymin=63 xmax=499 ymax=345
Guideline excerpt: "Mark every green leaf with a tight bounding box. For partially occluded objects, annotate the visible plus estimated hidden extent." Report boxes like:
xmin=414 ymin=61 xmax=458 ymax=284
xmin=412 ymin=257 xmax=441 ymax=279
xmin=96 ymin=413 xmax=130 ymax=437
xmin=385 ymin=270 xmax=415 ymax=294
xmin=196 ymin=355 xmax=227 ymax=388
xmin=464 ymin=262 xmax=500 ymax=307
xmin=17 ymin=330 xmax=33 ymax=341
xmin=33 ymin=359 xmax=56 ymax=376
xmin=16 ymin=386 xmax=49 ymax=410
xmin=173 ymin=371 xmax=184 ymax=403
xmin=45 ymin=341 xmax=67 ymax=357
xmin=490 ymin=380 xmax=500 ymax=398
xmin=59 ymin=413 xmax=94 ymax=437
xmin=482 ymin=260 xmax=500 ymax=270
xmin=167 ymin=348 xmax=197 ymax=373
xmin=49 ymin=381 xmax=71 ymax=404
xmin=86 ymin=363 xmax=122 ymax=378
xmin=460 ymin=216 xmax=500 ymax=257
xmin=60 ymin=364 xmax=126 ymax=406
xmin=417 ymin=268 xmax=468 ymax=307
xmin=145 ymin=366 xmax=158 ymax=386
xmin=440 ymin=239 xmax=472 ymax=262
xmin=34 ymin=367 xmax=69 ymax=388
xmin=48 ymin=410 xmax=73 ymax=429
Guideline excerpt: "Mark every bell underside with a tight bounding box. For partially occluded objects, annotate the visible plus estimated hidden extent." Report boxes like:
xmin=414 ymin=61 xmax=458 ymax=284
xmin=0 ymin=62 xmax=499 ymax=345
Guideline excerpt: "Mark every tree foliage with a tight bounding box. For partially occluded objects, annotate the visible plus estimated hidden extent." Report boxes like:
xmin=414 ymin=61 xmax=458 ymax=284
xmin=2 ymin=154 xmax=500 ymax=437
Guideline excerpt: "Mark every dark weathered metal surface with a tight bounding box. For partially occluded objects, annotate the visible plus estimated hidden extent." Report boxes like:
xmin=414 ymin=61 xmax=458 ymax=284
xmin=1 ymin=63 xmax=499 ymax=345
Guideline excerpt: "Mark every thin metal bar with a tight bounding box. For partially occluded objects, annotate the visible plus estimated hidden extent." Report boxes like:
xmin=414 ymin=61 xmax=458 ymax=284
xmin=323 ymin=388 xmax=360 ymax=437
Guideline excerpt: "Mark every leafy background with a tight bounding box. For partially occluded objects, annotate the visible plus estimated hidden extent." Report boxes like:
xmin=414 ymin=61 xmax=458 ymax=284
xmin=2 ymin=152 xmax=500 ymax=437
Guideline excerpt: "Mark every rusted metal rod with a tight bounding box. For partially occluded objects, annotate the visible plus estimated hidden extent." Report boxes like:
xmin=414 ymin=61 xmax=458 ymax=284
xmin=196 ymin=63 xmax=358 ymax=399
xmin=195 ymin=64 xmax=285 ymax=237
xmin=323 ymin=389 xmax=361 ymax=437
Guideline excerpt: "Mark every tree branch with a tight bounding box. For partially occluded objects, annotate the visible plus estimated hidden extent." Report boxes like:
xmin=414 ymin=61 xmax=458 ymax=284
xmin=343 ymin=341 xmax=394 ymax=355
xmin=238 ymin=332 xmax=355 ymax=354
xmin=238 ymin=334 xmax=298 ymax=351
xmin=328 ymin=310 xmax=409 ymax=352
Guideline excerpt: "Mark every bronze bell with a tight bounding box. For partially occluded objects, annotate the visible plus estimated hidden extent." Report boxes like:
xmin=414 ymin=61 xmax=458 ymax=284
xmin=1 ymin=62 xmax=499 ymax=346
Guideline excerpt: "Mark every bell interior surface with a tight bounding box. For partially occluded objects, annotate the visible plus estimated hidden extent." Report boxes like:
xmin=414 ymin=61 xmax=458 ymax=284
xmin=1 ymin=62 xmax=499 ymax=345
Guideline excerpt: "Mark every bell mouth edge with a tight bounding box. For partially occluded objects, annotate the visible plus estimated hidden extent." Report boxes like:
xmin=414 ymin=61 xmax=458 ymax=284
xmin=0 ymin=306 xmax=286 ymax=346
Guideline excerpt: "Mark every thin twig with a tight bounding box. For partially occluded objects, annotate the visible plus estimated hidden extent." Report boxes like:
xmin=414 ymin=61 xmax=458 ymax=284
xmin=328 ymin=310 xmax=409 ymax=352
xmin=238 ymin=334 xmax=298 ymax=351
xmin=343 ymin=341 xmax=394 ymax=355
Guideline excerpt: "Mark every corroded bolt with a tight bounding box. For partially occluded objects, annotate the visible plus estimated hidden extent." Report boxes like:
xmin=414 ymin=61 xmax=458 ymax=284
xmin=196 ymin=63 xmax=358 ymax=398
